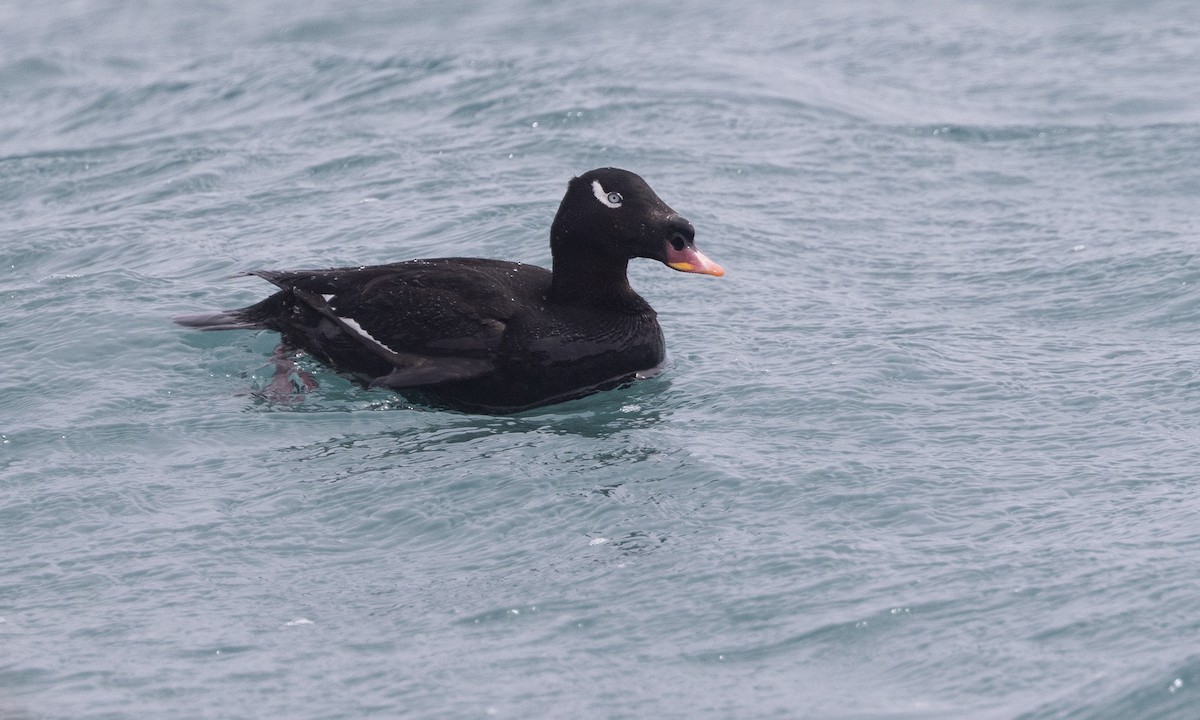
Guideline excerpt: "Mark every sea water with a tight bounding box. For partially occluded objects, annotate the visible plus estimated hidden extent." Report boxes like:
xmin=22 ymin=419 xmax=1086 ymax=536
xmin=3 ymin=1 xmax=1200 ymax=718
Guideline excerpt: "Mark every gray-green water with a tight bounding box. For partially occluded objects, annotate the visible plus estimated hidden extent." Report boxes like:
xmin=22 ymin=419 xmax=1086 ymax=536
xmin=3 ymin=1 xmax=1200 ymax=718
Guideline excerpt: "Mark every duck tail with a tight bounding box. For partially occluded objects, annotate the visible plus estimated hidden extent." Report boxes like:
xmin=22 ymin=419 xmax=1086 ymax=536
xmin=173 ymin=308 xmax=265 ymax=331
xmin=174 ymin=290 xmax=290 ymax=331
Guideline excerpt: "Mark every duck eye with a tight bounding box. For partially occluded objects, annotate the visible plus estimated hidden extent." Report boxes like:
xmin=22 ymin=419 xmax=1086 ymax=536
xmin=591 ymin=180 xmax=624 ymax=208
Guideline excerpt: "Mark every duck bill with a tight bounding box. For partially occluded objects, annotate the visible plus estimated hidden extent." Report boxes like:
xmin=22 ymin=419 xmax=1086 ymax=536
xmin=666 ymin=246 xmax=725 ymax=277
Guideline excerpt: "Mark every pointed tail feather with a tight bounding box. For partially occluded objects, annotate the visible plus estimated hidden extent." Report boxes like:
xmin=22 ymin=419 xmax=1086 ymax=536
xmin=173 ymin=310 xmax=265 ymax=331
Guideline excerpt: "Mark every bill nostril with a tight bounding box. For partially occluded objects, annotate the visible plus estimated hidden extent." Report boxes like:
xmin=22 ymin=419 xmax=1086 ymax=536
xmin=666 ymin=214 xmax=695 ymax=249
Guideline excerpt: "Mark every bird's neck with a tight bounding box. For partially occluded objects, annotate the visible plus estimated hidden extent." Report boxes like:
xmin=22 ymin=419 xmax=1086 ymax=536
xmin=549 ymin=248 xmax=647 ymax=312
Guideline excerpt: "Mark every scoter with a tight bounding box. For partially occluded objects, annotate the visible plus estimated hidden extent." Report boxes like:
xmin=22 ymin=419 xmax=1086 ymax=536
xmin=176 ymin=167 xmax=723 ymax=413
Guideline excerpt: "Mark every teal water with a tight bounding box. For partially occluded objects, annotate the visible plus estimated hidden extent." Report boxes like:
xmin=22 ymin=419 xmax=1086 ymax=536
xmin=3 ymin=1 xmax=1200 ymax=718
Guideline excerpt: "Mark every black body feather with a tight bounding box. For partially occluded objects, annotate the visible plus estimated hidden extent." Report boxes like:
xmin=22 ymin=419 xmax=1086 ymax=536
xmin=176 ymin=168 xmax=721 ymax=413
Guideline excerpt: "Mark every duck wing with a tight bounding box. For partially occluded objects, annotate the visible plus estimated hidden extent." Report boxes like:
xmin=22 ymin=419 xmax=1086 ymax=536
xmin=248 ymin=258 xmax=548 ymax=388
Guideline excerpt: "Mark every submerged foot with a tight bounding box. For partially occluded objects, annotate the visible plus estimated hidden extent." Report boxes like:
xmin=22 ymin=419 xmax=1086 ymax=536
xmin=258 ymin=347 xmax=319 ymax=402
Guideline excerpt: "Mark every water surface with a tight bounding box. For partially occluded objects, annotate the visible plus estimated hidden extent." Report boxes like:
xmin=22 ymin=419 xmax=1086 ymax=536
xmin=3 ymin=1 xmax=1200 ymax=718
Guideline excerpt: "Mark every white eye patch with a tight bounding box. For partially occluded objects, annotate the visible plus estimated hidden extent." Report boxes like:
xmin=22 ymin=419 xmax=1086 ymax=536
xmin=591 ymin=180 xmax=623 ymax=208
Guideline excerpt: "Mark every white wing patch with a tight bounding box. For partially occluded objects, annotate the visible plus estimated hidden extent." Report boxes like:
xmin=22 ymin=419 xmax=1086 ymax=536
xmin=321 ymin=294 xmax=335 ymax=303
xmin=338 ymin=315 xmax=398 ymax=355
xmin=592 ymin=180 xmax=622 ymax=208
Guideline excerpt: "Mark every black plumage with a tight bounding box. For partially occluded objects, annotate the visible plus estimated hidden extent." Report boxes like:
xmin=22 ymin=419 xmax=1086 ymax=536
xmin=176 ymin=167 xmax=723 ymax=413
